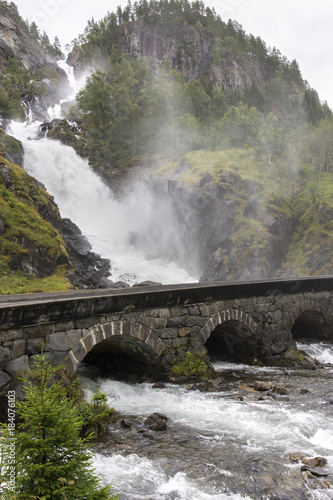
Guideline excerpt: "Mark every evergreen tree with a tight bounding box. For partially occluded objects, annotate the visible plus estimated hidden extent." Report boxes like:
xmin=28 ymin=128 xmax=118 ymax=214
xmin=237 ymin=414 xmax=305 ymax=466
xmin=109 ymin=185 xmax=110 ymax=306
xmin=29 ymin=21 xmax=40 ymax=42
xmin=77 ymin=70 xmax=113 ymax=128
xmin=0 ymin=354 xmax=117 ymax=499
xmin=53 ymin=36 xmax=64 ymax=60
xmin=217 ymin=101 xmax=263 ymax=149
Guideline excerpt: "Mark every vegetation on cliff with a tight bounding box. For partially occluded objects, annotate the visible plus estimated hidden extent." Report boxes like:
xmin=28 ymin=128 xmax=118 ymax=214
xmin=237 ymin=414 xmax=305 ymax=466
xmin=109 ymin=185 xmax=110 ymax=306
xmin=65 ymin=0 xmax=330 ymax=169
xmin=0 ymin=0 xmax=64 ymax=121
xmin=62 ymin=0 xmax=333 ymax=279
xmin=0 ymin=129 xmax=72 ymax=293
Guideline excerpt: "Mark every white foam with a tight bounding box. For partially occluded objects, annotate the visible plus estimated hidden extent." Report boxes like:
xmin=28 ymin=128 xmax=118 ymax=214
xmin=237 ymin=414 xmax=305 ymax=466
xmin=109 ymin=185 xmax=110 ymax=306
xmin=93 ymin=453 xmax=252 ymax=499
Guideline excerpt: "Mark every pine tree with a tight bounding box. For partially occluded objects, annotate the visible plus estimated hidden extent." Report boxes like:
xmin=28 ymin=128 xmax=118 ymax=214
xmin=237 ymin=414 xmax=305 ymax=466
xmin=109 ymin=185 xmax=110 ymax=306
xmin=53 ymin=36 xmax=64 ymax=60
xmin=0 ymin=354 xmax=117 ymax=499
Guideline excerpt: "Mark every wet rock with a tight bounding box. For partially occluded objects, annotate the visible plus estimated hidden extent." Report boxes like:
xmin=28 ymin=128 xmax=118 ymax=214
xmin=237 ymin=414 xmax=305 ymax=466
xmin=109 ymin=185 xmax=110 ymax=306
xmin=148 ymin=419 xmax=167 ymax=431
xmin=302 ymin=457 xmax=328 ymax=467
xmin=152 ymin=382 xmax=167 ymax=389
xmin=121 ymin=419 xmax=131 ymax=429
xmin=110 ymin=281 xmax=131 ymax=288
xmin=272 ymin=394 xmax=290 ymax=402
xmin=207 ymin=378 xmax=225 ymax=391
xmin=303 ymin=473 xmax=333 ymax=490
xmin=60 ymin=218 xmax=113 ymax=289
xmin=290 ymin=452 xmax=306 ymax=462
xmin=133 ymin=281 xmax=163 ymax=287
xmin=62 ymin=218 xmax=92 ymax=256
xmin=254 ymin=381 xmax=272 ymax=391
xmin=272 ymin=383 xmax=288 ymax=395
xmin=144 ymin=412 xmax=168 ymax=431
xmin=258 ymin=395 xmax=274 ymax=401
xmin=98 ymin=277 xmax=116 ymax=289
xmin=39 ymin=119 xmax=63 ymax=135
xmin=301 ymin=465 xmax=329 ymax=477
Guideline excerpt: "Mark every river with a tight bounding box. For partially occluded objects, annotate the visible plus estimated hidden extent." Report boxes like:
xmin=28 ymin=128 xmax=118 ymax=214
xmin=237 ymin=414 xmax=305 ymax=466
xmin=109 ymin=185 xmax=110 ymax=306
xmin=78 ymin=341 xmax=333 ymax=499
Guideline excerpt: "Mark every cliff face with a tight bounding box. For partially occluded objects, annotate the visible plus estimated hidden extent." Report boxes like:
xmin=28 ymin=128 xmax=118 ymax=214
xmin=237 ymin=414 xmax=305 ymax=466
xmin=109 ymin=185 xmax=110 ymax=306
xmin=0 ymin=11 xmax=70 ymax=122
xmin=122 ymin=18 xmax=266 ymax=93
xmin=0 ymin=13 xmax=52 ymax=70
xmin=138 ymin=151 xmax=295 ymax=283
xmin=68 ymin=16 xmax=267 ymax=95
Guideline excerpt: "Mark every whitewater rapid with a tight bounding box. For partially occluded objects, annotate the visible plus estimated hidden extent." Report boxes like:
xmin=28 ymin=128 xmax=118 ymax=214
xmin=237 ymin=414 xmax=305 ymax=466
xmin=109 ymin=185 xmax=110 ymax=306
xmin=78 ymin=341 xmax=333 ymax=499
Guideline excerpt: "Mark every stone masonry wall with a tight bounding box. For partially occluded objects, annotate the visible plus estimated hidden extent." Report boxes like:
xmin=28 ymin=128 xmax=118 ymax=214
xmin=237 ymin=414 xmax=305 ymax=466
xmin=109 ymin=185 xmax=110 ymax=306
xmin=0 ymin=290 xmax=332 ymax=391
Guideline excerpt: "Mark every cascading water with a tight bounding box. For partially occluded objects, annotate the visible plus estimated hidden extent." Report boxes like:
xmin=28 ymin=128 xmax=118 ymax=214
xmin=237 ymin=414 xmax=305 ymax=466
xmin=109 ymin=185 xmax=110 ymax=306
xmin=9 ymin=63 xmax=199 ymax=285
xmin=77 ymin=341 xmax=333 ymax=499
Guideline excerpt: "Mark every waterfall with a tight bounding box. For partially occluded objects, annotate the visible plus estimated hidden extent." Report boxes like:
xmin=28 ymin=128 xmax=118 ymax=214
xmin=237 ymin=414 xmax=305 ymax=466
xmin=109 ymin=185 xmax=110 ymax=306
xmin=9 ymin=63 xmax=198 ymax=285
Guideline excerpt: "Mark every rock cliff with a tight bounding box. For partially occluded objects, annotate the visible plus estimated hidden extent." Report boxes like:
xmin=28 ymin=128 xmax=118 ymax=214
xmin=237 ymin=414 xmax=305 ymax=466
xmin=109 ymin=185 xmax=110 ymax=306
xmin=122 ymin=18 xmax=266 ymax=92
xmin=0 ymin=11 xmax=70 ymax=122
xmin=68 ymin=16 xmax=266 ymax=96
xmin=0 ymin=13 xmax=51 ymax=70
xmin=136 ymin=150 xmax=295 ymax=282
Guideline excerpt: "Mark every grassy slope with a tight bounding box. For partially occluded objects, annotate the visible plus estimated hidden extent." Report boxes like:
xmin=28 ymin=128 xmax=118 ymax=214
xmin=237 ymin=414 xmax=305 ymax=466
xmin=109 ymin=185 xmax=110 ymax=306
xmin=0 ymin=146 xmax=72 ymax=294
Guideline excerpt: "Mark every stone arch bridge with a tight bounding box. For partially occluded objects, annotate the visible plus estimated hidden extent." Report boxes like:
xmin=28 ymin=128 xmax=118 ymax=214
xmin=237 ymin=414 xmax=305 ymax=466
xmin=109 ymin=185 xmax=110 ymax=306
xmin=0 ymin=277 xmax=332 ymax=388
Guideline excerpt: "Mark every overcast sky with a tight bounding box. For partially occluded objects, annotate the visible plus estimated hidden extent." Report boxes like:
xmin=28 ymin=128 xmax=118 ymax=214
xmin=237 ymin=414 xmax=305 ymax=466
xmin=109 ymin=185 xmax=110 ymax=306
xmin=13 ymin=0 xmax=333 ymax=108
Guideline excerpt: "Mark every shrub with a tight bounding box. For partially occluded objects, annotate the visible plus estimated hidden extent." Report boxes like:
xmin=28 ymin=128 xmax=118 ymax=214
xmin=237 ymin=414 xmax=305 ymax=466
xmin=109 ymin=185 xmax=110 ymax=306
xmin=171 ymin=351 xmax=211 ymax=380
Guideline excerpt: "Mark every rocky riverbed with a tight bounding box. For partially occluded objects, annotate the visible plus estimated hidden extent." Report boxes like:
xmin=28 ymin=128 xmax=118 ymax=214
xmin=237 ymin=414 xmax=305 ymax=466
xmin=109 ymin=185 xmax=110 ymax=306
xmin=77 ymin=341 xmax=333 ymax=499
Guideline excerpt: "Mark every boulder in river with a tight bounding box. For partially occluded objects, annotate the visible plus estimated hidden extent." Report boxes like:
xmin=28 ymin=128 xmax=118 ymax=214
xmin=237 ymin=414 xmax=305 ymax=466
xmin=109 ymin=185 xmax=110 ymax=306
xmin=272 ymin=383 xmax=288 ymax=395
xmin=302 ymin=457 xmax=328 ymax=467
xmin=144 ymin=412 xmax=168 ymax=431
xmin=254 ymin=381 xmax=272 ymax=391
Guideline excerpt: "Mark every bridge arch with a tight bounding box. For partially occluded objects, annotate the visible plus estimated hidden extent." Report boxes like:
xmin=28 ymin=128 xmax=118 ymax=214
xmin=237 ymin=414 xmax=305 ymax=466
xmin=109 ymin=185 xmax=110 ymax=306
xmin=65 ymin=320 xmax=166 ymax=375
xmin=287 ymin=298 xmax=331 ymax=341
xmin=201 ymin=309 xmax=261 ymax=363
xmin=291 ymin=309 xmax=331 ymax=341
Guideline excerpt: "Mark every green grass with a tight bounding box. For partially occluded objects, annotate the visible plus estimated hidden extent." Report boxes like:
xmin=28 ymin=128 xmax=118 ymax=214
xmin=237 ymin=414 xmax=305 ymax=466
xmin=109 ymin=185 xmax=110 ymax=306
xmin=0 ymin=154 xmax=71 ymax=293
xmin=0 ymin=265 xmax=72 ymax=295
xmin=153 ymin=149 xmax=295 ymax=201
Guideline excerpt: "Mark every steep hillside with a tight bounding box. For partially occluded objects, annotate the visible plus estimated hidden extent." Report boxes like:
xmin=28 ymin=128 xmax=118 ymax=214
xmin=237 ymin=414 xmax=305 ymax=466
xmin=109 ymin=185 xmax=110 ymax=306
xmin=0 ymin=1 xmax=69 ymax=122
xmin=64 ymin=0 xmax=330 ymax=174
xmin=54 ymin=0 xmax=333 ymax=283
xmin=0 ymin=126 xmax=114 ymax=293
xmin=136 ymin=148 xmax=333 ymax=281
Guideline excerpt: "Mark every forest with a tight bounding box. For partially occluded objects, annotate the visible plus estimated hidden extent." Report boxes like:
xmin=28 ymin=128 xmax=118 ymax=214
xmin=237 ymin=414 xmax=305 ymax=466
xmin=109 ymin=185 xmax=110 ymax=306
xmin=63 ymin=0 xmax=332 ymax=174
